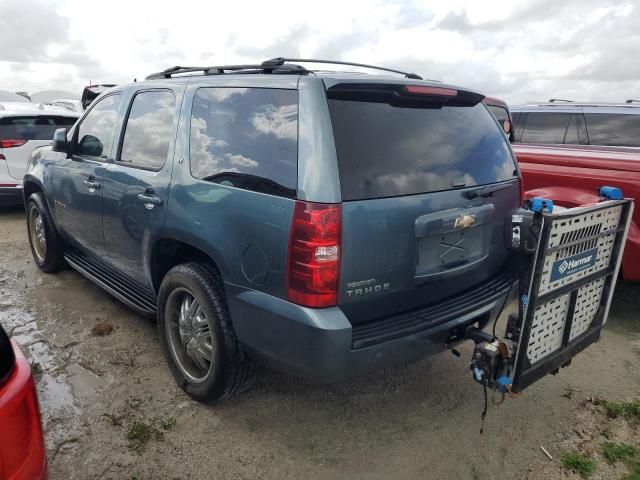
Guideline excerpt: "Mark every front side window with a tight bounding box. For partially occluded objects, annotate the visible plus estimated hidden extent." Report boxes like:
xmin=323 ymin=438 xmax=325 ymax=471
xmin=119 ymin=90 xmax=176 ymax=170
xmin=189 ymin=87 xmax=298 ymax=198
xmin=584 ymin=113 xmax=640 ymax=147
xmin=520 ymin=112 xmax=571 ymax=144
xmin=74 ymin=94 xmax=122 ymax=159
xmin=0 ymin=116 xmax=76 ymax=141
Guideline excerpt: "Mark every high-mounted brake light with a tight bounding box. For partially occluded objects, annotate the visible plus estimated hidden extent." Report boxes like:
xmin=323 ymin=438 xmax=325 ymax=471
xmin=404 ymin=85 xmax=457 ymax=97
xmin=287 ymin=201 xmax=341 ymax=308
xmin=0 ymin=139 xmax=27 ymax=149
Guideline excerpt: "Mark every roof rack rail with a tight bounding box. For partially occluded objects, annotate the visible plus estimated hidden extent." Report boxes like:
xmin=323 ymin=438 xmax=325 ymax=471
xmin=146 ymin=60 xmax=309 ymax=80
xmin=146 ymin=57 xmax=423 ymax=80
xmin=626 ymin=99 xmax=640 ymax=104
xmin=264 ymin=57 xmax=423 ymax=79
xmin=548 ymin=98 xmax=573 ymax=102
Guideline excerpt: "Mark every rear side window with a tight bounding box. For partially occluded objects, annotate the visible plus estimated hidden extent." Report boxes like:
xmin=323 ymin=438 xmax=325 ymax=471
xmin=520 ymin=112 xmax=571 ymax=144
xmin=189 ymin=87 xmax=298 ymax=198
xmin=0 ymin=116 xmax=76 ymax=141
xmin=584 ymin=113 xmax=640 ymax=147
xmin=74 ymin=94 xmax=122 ymax=159
xmin=328 ymin=98 xmax=517 ymax=201
xmin=119 ymin=90 xmax=176 ymax=170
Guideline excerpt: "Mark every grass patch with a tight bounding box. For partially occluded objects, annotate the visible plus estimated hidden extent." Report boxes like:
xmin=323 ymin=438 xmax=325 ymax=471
xmin=91 ymin=321 xmax=115 ymax=337
xmin=602 ymin=442 xmax=640 ymax=480
xmin=603 ymin=442 xmax=638 ymax=464
xmin=125 ymin=416 xmax=177 ymax=452
xmin=561 ymin=452 xmax=596 ymax=478
xmin=598 ymin=399 xmax=640 ymax=421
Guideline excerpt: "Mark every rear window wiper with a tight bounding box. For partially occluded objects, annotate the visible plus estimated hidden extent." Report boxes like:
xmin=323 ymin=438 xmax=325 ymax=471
xmin=463 ymin=183 xmax=512 ymax=199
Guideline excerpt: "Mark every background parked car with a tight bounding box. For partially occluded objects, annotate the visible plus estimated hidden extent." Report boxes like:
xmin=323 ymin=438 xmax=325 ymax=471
xmin=0 ymin=103 xmax=79 ymax=206
xmin=511 ymin=100 xmax=640 ymax=147
xmin=80 ymin=84 xmax=116 ymax=109
xmin=484 ymin=96 xmax=515 ymax=142
xmin=514 ymin=143 xmax=640 ymax=282
xmin=0 ymin=323 xmax=48 ymax=480
xmin=47 ymin=99 xmax=83 ymax=113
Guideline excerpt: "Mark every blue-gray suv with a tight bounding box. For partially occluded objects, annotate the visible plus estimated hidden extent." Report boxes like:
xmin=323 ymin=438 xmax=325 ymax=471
xmin=23 ymin=58 xmax=520 ymax=402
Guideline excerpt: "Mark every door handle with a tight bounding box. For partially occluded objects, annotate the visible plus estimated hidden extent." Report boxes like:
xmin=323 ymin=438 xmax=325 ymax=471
xmin=138 ymin=193 xmax=163 ymax=209
xmin=83 ymin=179 xmax=101 ymax=190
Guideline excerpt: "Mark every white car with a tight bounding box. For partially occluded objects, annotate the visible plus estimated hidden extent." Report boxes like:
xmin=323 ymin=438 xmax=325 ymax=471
xmin=48 ymin=98 xmax=83 ymax=113
xmin=0 ymin=103 xmax=79 ymax=206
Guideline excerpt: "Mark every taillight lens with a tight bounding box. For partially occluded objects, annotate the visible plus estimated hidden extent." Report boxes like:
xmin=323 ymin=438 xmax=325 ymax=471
xmin=287 ymin=201 xmax=341 ymax=308
xmin=0 ymin=341 xmax=47 ymax=480
xmin=0 ymin=139 xmax=27 ymax=149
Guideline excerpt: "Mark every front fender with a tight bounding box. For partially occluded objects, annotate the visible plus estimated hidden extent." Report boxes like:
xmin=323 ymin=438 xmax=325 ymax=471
xmin=23 ymin=146 xmax=57 ymax=213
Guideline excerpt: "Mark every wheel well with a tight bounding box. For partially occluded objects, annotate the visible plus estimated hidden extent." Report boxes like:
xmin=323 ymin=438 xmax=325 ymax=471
xmin=23 ymin=181 xmax=43 ymax=203
xmin=151 ymin=239 xmax=220 ymax=292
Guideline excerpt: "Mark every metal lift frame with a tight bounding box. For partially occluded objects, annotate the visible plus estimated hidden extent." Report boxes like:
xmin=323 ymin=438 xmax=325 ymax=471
xmin=510 ymin=198 xmax=634 ymax=393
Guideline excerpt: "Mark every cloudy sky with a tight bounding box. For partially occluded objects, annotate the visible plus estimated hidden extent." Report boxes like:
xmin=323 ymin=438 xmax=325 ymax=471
xmin=0 ymin=0 xmax=638 ymax=105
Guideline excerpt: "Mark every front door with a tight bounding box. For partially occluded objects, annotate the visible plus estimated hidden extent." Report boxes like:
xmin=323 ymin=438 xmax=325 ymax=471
xmin=52 ymin=93 xmax=123 ymax=255
xmin=101 ymin=88 xmax=180 ymax=286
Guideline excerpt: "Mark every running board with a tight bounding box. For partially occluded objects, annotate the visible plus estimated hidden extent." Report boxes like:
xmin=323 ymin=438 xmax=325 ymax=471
xmin=64 ymin=249 xmax=157 ymax=316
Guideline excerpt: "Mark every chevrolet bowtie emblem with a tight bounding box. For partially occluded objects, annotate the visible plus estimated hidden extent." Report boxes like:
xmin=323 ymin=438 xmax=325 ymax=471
xmin=454 ymin=214 xmax=476 ymax=229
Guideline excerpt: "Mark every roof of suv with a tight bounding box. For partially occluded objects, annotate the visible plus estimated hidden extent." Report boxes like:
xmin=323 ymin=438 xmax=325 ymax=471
xmin=512 ymin=100 xmax=640 ymax=113
xmin=0 ymin=102 xmax=80 ymax=117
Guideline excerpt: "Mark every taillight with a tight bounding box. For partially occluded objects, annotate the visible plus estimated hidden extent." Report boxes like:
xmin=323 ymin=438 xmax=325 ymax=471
xmin=287 ymin=201 xmax=341 ymax=308
xmin=519 ymin=178 xmax=525 ymax=207
xmin=0 ymin=139 xmax=27 ymax=148
xmin=0 ymin=341 xmax=47 ymax=480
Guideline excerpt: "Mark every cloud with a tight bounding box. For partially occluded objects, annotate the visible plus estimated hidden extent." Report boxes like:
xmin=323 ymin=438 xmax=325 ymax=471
xmin=0 ymin=0 xmax=69 ymax=62
xmin=251 ymin=104 xmax=297 ymax=139
xmin=224 ymin=153 xmax=258 ymax=168
xmin=1 ymin=0 xmax=638 ymax=106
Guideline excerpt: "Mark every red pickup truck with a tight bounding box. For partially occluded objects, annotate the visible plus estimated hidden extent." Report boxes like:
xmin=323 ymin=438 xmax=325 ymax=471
xmin=514 ymin=144 xmax=640 ymax=281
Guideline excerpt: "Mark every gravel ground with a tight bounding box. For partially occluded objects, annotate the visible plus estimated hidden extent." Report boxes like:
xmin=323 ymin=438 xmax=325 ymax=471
xmin=1 ymin=205 xmax=638 ymax=480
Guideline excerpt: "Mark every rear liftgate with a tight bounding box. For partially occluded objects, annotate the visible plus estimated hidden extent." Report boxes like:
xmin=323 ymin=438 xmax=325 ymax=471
xmin=467 ymin=187 xmax=634 ymax=430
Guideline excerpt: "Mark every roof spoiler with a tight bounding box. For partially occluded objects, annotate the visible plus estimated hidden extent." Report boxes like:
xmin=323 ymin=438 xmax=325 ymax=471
xmin=326 ymin=83 xmax=484 ymax=107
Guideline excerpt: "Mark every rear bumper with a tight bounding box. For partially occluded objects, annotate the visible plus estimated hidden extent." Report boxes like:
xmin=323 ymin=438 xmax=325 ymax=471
xmin=226 ymin=274 xmax=517 ymax=383
xmin=0 ymin=185 xmax=23 ymax=206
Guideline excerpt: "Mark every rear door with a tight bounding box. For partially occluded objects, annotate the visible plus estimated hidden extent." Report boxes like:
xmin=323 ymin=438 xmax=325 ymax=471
xmin=101 ymin=87 xmax=181 ymax=285
xmin=326 ymin=83 xmax=520 ymax=323
xmin=0 ymin=115 xmax=77 ymax=180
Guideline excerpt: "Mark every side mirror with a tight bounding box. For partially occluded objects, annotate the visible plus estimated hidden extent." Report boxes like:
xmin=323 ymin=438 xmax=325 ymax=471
xmin=52 ymin=128 xmax=69 ymax=154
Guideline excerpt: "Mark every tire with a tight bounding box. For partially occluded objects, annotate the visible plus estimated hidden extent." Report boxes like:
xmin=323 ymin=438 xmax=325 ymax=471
xmin=157 ymin=262 xmax=253 ymax=403
xmin=26 ymin=192 xmax=65 ymax=273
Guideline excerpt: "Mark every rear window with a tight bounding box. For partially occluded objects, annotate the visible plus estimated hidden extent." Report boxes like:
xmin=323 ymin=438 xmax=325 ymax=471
xmin=0 ymin=116 xmax=76 ymax=141
xmin=328 ymin=98 xmax=517 ymax=201
xmin=585 ymin=113 xmax=640 ymax=147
